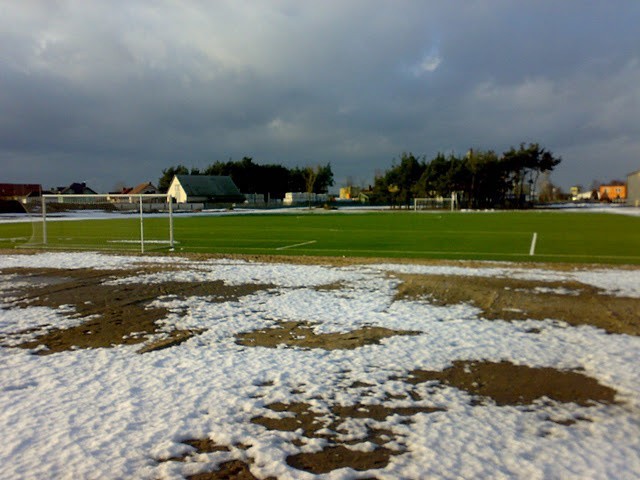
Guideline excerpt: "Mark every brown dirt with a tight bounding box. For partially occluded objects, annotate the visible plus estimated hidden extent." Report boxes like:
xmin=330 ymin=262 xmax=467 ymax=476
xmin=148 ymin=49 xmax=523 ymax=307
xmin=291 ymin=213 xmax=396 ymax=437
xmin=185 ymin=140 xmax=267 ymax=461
xmin=251 ymin=402 xmax=329 ymax=438
xmin=157 ymin=438 xmax=271 ymax=480
xmin=286 ymin=445 xmax=393 ymax=474
xmin=313 ymin=281 xmax=347 ymax=292
xmin=248 ymin=398 xmax=441 ymax=474
xmin=330 ymin=403 xmax=443 ymax=421
xmin=1 ymin=267 xmax=274 ymax=354
xmin=405 ymin=360 xmax=618 ymax=406
xmin=177 ymin=358 xmax=616 ymax=478
xmin=136 ymin=329 xmax=206 ymax=354
xmin=245 ymin=359 xmax=617 ymax=475
xmin=158 ymin=439 xmax=231 ymax=462
xmin=186 ymin=460 xmax=272 ymax=480
xmin=394 ymin=273 xmax=640 ymax=335
xmin=235 ymin=321 xmax=419 ymax=350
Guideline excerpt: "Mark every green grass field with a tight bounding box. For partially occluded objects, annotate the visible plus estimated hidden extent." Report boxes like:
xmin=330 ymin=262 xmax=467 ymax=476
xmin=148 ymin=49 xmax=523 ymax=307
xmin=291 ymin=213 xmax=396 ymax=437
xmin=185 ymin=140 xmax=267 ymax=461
xmin=1 ymin=210 xmax=639 ymax=264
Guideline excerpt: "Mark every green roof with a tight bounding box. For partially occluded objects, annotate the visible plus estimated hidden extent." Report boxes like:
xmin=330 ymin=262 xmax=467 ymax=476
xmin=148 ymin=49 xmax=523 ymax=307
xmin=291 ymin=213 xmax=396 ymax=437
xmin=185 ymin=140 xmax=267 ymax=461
xmin=175 ymin=175 xmax=244 ymax=202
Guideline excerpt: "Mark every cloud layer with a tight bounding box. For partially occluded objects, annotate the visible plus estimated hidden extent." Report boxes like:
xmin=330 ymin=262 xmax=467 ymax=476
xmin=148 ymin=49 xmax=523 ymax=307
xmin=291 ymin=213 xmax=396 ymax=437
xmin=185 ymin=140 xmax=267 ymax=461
xmin=1 ymin=1 xmax=639 ymax=192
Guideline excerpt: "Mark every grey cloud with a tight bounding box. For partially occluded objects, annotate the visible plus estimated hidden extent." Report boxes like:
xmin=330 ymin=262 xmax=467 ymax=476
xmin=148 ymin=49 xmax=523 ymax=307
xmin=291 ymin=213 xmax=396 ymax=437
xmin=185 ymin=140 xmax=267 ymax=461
xmin=1 ymin=1 xmax=639 ymax=192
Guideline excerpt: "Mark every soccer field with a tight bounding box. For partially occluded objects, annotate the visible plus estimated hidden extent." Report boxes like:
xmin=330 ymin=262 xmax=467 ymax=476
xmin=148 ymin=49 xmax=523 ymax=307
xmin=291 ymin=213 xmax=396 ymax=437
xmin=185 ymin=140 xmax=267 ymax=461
xmin=1 ymin=210 xmax=639 ymax=264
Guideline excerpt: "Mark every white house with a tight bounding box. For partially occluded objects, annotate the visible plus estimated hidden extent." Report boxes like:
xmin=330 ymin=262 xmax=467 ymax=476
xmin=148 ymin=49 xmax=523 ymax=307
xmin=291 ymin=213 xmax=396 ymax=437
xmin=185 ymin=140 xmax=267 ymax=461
xmin=168 ymin=175 xmax=245 ymax=204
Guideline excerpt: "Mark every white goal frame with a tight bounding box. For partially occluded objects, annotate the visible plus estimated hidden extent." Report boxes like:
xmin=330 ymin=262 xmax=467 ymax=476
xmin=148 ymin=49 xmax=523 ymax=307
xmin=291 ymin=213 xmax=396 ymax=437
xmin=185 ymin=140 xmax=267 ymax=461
xmin=40 ymin=194 xmax=174 ymax=253
xmin=413 ymin=192 xmax=458 ymax=211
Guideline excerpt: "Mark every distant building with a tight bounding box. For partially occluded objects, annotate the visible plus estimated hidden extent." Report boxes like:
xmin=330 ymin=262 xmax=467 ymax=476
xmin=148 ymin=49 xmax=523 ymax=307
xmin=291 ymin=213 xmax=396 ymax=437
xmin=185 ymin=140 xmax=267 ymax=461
xmin=570 ymin=186 xmax=597 ymax=202
xmin=52 ymin=182 xmax=98 ymax=195
xmin=108 ymin=182 xmax=161 ymax=205
xmin=168 ymin=175 xmax=244 ymax=204
xmin=283 ymin=192 xmax=328 ymax=206
xmin=111 ymin=182 xmax=159 ymax=196
xmin=627 ymin=170 xmax=640 ymax=207
xmin=129 ymin=182 xmax=159 ymax=195
xmin=0 ymin=183 xmax=42 ymax=201
xmin=339 ymin=186 xmax=361 ymax=200
xmin=573 ymin=191 xmax=597 ymax=202
xmin=0 ymin=183 xmax=42 ymax=212
xmin=599 ymin=184 xmax=627 ymax=203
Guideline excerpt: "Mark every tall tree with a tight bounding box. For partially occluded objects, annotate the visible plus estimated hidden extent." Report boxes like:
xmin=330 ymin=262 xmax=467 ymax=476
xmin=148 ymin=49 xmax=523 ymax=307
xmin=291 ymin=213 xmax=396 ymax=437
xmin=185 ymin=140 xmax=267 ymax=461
xmin=415 ymin=152 xmax=471 ymax=205
xmin=502 ymin=143 xmax=561 ymax=207
xmin=314 ymin=163 xmax=335 ymax=193
xmin=375 ymin=153 xmax=425 ymax=207
xmin=463 ymin=149 xmax=509 ymax=209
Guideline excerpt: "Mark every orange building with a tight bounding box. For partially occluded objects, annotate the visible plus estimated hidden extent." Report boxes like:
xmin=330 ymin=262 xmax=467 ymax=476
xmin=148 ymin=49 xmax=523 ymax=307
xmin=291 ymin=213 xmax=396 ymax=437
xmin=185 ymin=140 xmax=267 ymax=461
xmin=599 ymin=184 xmax=627 ymax=202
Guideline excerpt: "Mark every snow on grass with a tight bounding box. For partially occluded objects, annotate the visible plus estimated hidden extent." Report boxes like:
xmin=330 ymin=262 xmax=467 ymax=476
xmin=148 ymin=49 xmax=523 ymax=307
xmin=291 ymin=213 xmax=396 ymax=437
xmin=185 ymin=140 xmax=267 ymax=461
xmin=1 ymin=252 xmax=640 ymax=479
xmin=0 ymin=252 xmax=192 ymax=270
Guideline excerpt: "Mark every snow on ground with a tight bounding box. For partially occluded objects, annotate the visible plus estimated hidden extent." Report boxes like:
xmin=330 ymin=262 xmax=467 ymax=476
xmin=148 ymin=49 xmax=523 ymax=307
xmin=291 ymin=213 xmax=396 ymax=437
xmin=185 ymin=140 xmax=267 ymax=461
xmin=1 ymin=252 xmax=640 ymax=479
xmin=370 ymin=263 xmax=640 ymax=298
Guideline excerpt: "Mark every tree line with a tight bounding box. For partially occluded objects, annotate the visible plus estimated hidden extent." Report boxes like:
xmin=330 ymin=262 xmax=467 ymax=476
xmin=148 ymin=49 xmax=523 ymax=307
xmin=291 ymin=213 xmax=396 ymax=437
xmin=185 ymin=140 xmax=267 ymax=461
xmin=370 ymin=143 xmax=561 ymax=209
xmin=158 ymin=157 xmax=334 ymax=200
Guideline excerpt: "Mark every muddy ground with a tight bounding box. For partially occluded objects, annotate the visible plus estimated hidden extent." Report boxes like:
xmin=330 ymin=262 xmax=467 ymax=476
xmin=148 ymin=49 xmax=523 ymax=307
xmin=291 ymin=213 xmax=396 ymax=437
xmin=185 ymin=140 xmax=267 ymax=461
xmin=0 ymin=253 xmax=638 ymax=478
xmin=394 ymin=273 xmax=640 ymax=335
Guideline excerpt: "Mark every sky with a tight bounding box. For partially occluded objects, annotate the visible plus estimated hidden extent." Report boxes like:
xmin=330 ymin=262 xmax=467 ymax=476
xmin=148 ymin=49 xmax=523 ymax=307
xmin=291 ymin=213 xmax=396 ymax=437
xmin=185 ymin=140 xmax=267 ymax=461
xmin=1 ymin=1 xmax=639 ymax=193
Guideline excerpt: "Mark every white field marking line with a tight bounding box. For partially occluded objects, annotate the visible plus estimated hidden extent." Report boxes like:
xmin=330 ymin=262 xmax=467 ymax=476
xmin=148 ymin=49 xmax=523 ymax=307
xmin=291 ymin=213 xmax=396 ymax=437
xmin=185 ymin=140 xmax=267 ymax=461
xmin=194 ymin=246 xmax=640 ymax=260
xmin=0 ymin=237 xmax=28 ymax=241
xmin=275 ymin=240 xmax=317 ymax=250
xmin=529 ymin=232 xmax=538 ymax=256
xmin=106 ymin=240 xmax=178 ymax=244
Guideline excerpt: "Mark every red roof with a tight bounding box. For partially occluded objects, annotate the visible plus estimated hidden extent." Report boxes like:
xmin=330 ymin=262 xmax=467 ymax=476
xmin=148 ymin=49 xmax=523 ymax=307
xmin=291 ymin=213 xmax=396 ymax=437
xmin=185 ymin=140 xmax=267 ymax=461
xmin=129 ymin=182 xmax=158 ymax=194
xmin=0 ymin=183 xmax=42 ymax=197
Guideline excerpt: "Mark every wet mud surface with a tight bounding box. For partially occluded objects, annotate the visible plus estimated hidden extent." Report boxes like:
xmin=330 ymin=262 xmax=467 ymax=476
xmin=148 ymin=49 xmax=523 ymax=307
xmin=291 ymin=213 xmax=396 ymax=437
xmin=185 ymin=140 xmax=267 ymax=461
xmin=394 ymin=273 xmax=640 ymax=335
xmin=1 ymin=267 xmax=273 ymax=354
xmin=235 ymin=321 xmax=419 ymax=350
xmin=404 ymin=360 xmax=618 ymax=406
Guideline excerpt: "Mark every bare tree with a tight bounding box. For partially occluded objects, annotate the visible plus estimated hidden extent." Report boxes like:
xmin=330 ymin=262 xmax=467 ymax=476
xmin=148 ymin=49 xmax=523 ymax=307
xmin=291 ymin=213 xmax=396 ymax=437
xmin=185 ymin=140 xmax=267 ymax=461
xmin=112 ymin=181 xmax=128 ymax=193
xmin=303 ymin=166 xmax=319 ymax=208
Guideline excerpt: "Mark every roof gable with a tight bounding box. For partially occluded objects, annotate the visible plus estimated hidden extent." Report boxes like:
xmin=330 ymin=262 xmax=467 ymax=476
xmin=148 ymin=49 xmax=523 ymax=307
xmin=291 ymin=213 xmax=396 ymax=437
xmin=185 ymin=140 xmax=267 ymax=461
xmin=60 ymin=182 xmax=98 ymax=195
xmin=129 ymin=182 xmax=158 ymax=195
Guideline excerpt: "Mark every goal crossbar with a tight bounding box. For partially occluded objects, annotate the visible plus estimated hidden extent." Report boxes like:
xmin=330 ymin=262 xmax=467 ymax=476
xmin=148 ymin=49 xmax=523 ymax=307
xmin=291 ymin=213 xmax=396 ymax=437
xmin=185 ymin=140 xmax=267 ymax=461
xmin=413 ymin=192 xmax=458 ymax=212
xmin=40 ymin=194 xmax=173 ymax=253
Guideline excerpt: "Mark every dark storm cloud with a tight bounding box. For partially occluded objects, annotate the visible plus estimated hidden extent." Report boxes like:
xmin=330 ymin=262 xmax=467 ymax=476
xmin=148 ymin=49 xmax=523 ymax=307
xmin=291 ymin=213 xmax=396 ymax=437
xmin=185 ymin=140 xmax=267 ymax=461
xmin=1 ymin=1 xmax=639 ymax=192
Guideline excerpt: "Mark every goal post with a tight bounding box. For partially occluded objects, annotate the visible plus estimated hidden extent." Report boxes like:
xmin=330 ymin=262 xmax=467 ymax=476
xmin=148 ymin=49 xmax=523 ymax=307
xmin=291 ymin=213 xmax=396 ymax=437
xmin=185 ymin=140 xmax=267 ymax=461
xmin=27 ymin=193 xmax=175 ymax=253
xmin=414 ymin=192 xmax=458 ymax=211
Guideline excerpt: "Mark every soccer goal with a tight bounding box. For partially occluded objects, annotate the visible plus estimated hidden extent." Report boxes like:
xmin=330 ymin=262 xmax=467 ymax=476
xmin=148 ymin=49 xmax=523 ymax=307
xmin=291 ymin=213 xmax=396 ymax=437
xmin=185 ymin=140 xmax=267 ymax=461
xmin=22 ymin=194 xmax=174 ymax=253
xmin=414 ymin=193 xmax=458 ymax=211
